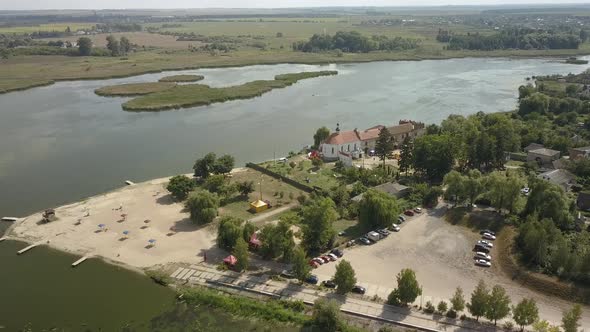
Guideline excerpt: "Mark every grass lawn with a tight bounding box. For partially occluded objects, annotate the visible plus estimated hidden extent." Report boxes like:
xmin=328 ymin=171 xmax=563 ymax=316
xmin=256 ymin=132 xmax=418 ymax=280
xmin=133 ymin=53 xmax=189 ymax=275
xmin=94 ymin=82 xmax=176 ymax=96
xmin=445 ymin=207 xmax=504 ymax=234
xmin=217 ymin=168 xmax=306 ymax=221
xmin=505 ymin=160 xmax=525 ymax=167
xmin=259 ymin=158 xmax=341 ymax=191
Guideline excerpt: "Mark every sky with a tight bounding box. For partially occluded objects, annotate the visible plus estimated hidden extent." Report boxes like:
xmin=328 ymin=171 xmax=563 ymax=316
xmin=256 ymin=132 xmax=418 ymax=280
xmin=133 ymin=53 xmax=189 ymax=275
xmin=2 ymin=0 xmax=590 ymax=10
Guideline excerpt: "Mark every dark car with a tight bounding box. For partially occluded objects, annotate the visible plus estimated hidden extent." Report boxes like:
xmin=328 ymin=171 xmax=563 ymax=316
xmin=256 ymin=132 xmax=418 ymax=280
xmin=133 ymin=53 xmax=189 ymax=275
xmin=352 ymin=285 xmax=366 ymax=294
xmin=404 ymin=210 xmax=415 ymax=217
xmin=479 ymin=229 xmax=496 ymax=236
xmin=398 ymin=216 xmax=405 ymax=223
xmin=377 ymin=229 xmax=390 ymax=237
xmin=331 ymin=248 xmax=344 ymax=258
xmin=305 ymin=275 xmax=319 ymax=284
xmin=280 ymin=270 xmax=296 ymax=279
xmin=322 ymin=280 xmax=336 ymax=288
xmin=474 ymin=244 xmax=490 ymax=253
xmin=358 ymin=237 xmax=371 ymax=245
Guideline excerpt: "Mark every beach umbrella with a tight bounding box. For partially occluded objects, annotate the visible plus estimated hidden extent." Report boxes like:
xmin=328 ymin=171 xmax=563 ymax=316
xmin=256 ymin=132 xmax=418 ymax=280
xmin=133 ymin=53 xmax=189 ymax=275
xmin=148 ymin=239 xmax=156 ymax=244
xmin=123 ymin=230 xmax=130 ymax=236
xmin=98 ymin=224 xmax=106 ymax=229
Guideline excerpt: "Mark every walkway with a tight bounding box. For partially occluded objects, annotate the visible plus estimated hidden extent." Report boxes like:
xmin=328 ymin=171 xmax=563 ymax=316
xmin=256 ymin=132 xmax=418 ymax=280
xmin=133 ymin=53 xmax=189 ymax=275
xmin=169 ymin=264 xmax=500 ymax=332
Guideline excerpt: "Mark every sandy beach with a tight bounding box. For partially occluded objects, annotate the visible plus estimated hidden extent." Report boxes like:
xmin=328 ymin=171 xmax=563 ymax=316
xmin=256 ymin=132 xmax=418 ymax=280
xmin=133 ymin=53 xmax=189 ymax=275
xmin=7 ymin=174 xmax=225 ymax=269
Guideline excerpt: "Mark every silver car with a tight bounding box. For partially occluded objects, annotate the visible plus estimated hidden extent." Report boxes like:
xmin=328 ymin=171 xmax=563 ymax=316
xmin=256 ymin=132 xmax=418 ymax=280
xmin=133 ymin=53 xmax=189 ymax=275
xmin=475 ymin=259 xmax=491 ymax=267
xmin=474 ymin=252 xmax=491 ymax=261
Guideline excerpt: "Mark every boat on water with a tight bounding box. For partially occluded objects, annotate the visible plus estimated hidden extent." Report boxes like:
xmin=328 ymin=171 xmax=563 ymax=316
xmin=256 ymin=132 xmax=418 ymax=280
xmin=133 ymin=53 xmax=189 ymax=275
xmin=1 ymin=217 xmax=18 ymax=222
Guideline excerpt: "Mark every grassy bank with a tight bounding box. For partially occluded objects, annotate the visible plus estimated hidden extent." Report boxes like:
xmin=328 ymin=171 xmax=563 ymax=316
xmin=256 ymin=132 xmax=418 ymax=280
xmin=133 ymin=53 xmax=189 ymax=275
xmin=94 ymin=82 xmax=177 ymax=96
xmin=159 ymin=74 xmax=205 ymax=82
xmin=121 ymin=70 xmax=337 ymax=111
xmin=1 ymin=45 xmax=589 ymax=95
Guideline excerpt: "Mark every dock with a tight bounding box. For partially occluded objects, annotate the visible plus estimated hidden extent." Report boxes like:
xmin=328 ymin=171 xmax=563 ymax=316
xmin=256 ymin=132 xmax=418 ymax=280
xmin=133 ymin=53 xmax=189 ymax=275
xmin=17 ymin=244 xmax=38 ymax=255
xmin=72 ymin=256 xmax=90 ymax=267
xmin=125 ymin=180 xmax=135 ymax=186
xmin=1 ymin=217 xmax=18 ymax=222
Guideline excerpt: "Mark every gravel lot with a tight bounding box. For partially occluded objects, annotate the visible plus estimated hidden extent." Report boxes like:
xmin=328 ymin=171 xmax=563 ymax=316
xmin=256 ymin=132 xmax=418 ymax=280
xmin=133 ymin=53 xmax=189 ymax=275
xmin=313 ymin=205 xmax=589 ymax=328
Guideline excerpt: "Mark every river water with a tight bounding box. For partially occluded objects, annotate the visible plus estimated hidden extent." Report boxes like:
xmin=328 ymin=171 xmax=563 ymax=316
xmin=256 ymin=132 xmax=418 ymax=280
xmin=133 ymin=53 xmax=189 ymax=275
xmin=0 ymin=57 xmax=588 ymax=330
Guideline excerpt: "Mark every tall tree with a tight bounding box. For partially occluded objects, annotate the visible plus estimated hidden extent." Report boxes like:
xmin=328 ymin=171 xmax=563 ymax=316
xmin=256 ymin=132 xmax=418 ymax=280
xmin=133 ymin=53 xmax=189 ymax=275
xmin=375 ymin=127 xmax=394 ymax=169
xmin=465 ymin=169 xmax=484 ymax=206
xmin=119 ymin=36 xmax=131 ymax=54
xmin=450 ymin=287 xmax=466 ymax=313
xmin=77 ymin=37 xmax=92 ymax=56
xmin=485 ymin=285 xmax=511 ymax=326
xmin=106 ymin=35 xmax=120 ymax=56
xmin=311 ymin=299 xmax=342 ymax=332
xmin=259 ymin=220 xmax=294 ymax=260
xmin=313 ymin=126 xmax=330 ymax=149
xmin=413 ymin=134 xmax=455 ymax=180
xmin=398 ymin=136 xmax=414 ymax=176
xmin=358 ymin=189 xmax=401 ymax=230
xmin=166 ymin=175 xmax=195 ymax=200
xmin=185 ymin=190 xmax=219 ymax=224
xmin=217 ymin=216 xmax=243 ymax=251
xmin=443 ymin=170 xmax=466 ymax=205
xmin=512 ymin=298 xmax=539 ymax=332
xmin=213 ymin=154 xmax=235 ymax=174
xmin=562 ymin=304 xmax=582 ymax=332
xmin=193 ymin=152 xmax=217 ymax=178
xmin=300 ymin=197 xmax=337 ymax=254
xmin=291 ymin=246 xmax=311 ymax=281
xmin=467 ymin=279 xmax=489 ymax=321
xmin=333 ymin=259 xmax=357 ymax=294
xmin=232 ymin=237 xmax=249 ymax=272
xmin=394 ymin=268 xmax=422 ymax=306
xmin=237 ymin=181 xmax=254 ymax=197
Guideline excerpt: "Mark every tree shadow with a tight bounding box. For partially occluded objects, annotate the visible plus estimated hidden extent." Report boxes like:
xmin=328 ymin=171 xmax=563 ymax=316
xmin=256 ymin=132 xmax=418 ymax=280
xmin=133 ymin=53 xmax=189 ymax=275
xmin=172 ymin=217 xmax=210 ymax=233
xmin=156 ymin=194 xmax=175 ymax=206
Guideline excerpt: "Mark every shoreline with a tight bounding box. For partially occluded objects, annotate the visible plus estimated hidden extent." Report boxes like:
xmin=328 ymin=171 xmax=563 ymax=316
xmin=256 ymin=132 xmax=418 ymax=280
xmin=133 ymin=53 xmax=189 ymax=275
xmin=0 ymin=51 xmax=588 ymax=95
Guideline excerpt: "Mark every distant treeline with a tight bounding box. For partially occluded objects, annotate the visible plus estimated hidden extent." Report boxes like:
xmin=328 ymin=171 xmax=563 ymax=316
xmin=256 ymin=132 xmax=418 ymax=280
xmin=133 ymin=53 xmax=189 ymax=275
xmin=292 ymin=31 xmax=420 ymax=53
xmin=438 ymin=28 xmax=583 ymax=50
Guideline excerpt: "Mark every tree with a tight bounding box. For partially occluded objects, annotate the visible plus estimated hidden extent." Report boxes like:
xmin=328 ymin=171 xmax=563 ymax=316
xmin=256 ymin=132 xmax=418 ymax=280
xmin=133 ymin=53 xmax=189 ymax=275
xmin=119 ymin=36 xmax=131 ymax=54
xmin=413 ymin=134 xmax=455 ymax=180
xmin=333 ymin=259 xmax=357 ymax=294
xmin=393 ymin=268 xmax=422 ymax=306
xmin=485 ymin=285 xmax=511 ymax=325
xmin=242 ymin=221 xmax=257 ymax=243
xmin=237 ymin=180 xmax=254 ymax=197
xmin=300 ymin=197 xmax=337 ymax=254
xmin=486 ymin=171 xmax=525 ymax=215
xmin=313 ymin=126 xmax=330 ymax=148
xmin=512 ymin=298 xmax=539 ymax=331
xmin=166 ymin=175 xmax=195 ymax=200
xmin=259 ymin=220 xmax=294 ymax=260
xmin=213 ymin=154 xmax=234 ymax=174
xmin=193 ymin=152 xmax=217 ymax=178
xmin=311 ymin=298 xmax=342 ymax=332
xmin=358 ymin=189 xmax=401 ymax=230
xmin=443 ymin=170 xmax=466 ymax=205
xmin=467 ymin=279 xmax=489 ymax=321
xmin=399 ymin=136 xmax=414 ymax=176
xmin=524 ymin=177 xmax=573 ymax=230
xmin=450 ymin=287 xmax=466 ymax=313
xmin=292 ymin=246 xmax=311 ymax=281
xmin=533 ymin=320 xmax=561 ymax=332
xmin=562 ymin=304 xmax=582 ymax=332
xmin=203 ymin=174 xmax=227 ymax=193
xmin=185 ymin=190 xmax=219 ymax=224
xmin=217 ymin=216 xmax=243 ymax=251
xmin=518 ymin=93 xmax=549 ymax=116
xmin=375 ymin=127 xmax=394 ymax=169
xmin=232 ymin=237 xmax=249 ymax=272
xmin=106 ymin=35 xmax=120 ymax=56
xmin=437 ymin=301 xmax=448 ymax=314
xmin=311 ymin=156 xmax=323 ymax=168
xmin=77 ymin=37 xmax=92 ymax=56
xmin=465 ymin=169 xmax=484 ymax=205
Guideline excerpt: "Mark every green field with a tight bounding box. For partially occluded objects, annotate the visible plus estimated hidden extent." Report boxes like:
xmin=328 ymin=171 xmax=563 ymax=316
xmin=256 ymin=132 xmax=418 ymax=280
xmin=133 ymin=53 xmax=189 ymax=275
xmin=259 ymin=158 xmax=341 ymax=191
xmin=0 ymin=23 xmax=96 ymax=34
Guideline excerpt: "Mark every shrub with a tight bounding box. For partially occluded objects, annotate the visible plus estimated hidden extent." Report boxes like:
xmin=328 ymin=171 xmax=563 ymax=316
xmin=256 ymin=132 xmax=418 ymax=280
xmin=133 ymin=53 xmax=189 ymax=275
xmin=446 ymin=309 xmax=457 ymax=318
xmin=146 ymin=270 xmax=172 ymax=286
xmin=503 ymin=321 xmax=514 ymax=331
xmin=437 ymin=301 xmax=448 ymax=314
xmin=424 ymin=301 xmax=435 ymax=314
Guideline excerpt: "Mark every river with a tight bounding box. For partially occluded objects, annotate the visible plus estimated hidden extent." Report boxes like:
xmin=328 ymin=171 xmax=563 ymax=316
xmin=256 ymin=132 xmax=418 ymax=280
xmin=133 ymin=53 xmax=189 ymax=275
xmin=0 ymin=57 xmax=588 ymax=330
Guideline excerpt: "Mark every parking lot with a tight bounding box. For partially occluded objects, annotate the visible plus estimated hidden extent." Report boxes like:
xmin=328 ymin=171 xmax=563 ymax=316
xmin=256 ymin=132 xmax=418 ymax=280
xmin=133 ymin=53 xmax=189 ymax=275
xmin=313 ymin=205 xmax=589 ymax=327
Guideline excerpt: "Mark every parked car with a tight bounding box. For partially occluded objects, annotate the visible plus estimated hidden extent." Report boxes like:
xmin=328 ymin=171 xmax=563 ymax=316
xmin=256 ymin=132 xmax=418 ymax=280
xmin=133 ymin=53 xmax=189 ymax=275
xmin=475 ymin=259 xmax=492 ymax=267
xmin=404 ymin=210 xmax=415 ymax=216
xmin=320 ymin=255 xmax=331 ymax=263
xmin=338 ymin=231 xmax=346 ymax=236
xmin=479 ymin=229 xmax=496 ymax=236
xmin=366 ymin=231 xmax=381 ymax=242
xmin=414 ymin=207 xmax=422 ymax=213
xmin=305 ymin=275 xmax=319 ymax=284
xmin=389 ymin=224 xmax=401 ymax=232
xmin=327 ymin=253 xmax=338 ymax=261
xmin=312 ymin=257 xmax=324 ymax=265
xmin=330 ymin=248 xmax=344 ymax=257
xmin=474 ymin=252 xmax=492 ymax=261
xmin=521 ymin=187 xmax=530 ymax=195
xmin=478 ymin=240 xmax=494 ymax=248
xmin=398 ymin=215 xmax=406 ymax=222
xmin=397 ymin=216 xmax=405 ymax=223
xmin=358 ymin=237 xmax=371 ymax=245
xmin=377 ymin=229 xmax=390 ymax=237
xmin=352 ymin=285 xmax=366 ymax=294
xmin=322 ymin=280 xmax=336 ymax=288
xmin=280 ymin=270 xmax=296 ymax=279
xmin=482 ymin=233 xmax=496 ymax=241
xmin=309 ymin=260 xmax=320 ymax=268
xmin=474 ymin=245 xmax=490 ymax=253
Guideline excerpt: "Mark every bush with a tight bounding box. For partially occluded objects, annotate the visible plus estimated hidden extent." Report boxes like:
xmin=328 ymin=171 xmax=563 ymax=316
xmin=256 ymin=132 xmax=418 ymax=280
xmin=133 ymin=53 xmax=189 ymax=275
xmin=437 ymin=301 xmax=448 ymax=314
xmin=166 ymin=175 xmax=195 ymax=200
xmin=446 ymin=309 xmax=457 ymax=319
xmin=146 ymin=270 xmax=172 ymax=286
xmin=503 ymin=321 xmax=514 ymax=331
xmin=424 ymin=301 xmax=435 ymax=314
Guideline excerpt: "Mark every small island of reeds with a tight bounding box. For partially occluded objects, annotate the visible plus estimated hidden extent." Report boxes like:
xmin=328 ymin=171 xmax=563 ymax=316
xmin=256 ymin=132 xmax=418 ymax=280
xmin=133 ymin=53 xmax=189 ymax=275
xmin=99 ymin=70 xmax=337 ymax=111
xmin=158 ymin=74 xmax=205 ymax=82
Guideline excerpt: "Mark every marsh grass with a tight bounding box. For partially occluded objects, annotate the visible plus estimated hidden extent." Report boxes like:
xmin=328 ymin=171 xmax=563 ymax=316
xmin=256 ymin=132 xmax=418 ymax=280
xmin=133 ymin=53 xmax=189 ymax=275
xmin=94 ymin=82 xmax=177 ymax=96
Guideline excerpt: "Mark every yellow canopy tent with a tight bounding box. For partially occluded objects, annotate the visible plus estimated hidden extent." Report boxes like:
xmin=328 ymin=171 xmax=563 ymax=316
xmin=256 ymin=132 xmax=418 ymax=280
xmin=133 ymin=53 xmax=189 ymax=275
xmin=249 ymin=199 xmax=268 ymax=213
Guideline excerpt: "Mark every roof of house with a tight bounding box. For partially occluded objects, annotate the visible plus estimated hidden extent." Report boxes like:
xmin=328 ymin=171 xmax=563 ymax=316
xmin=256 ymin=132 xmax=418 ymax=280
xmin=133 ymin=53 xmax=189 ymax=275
xmin=351 ymin=182 xmax=410 ymax=202
xmin=538 ymin=169 xmax=575 ymax=189
xmin=572 ymin=146 xmax=590 ymax=153
xmin=387 ymin=123 xmax=414 ymax=136
xmin=358 ymin=128 xmax=381 ymax=141
xmin=524 ymin=143 xmax=544 ymax=152
xmin=324 ymin=130 xmax=361 ymax=145
xmin=529 ymin=148 xmax=560 ymax=157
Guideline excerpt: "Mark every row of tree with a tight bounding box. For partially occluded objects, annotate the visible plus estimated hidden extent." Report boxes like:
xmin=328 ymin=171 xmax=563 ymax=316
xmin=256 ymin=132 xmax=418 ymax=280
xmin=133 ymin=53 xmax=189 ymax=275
xmin=292 ymin=31 xmax=420 ymax=53
xmin=106 ymin=35 xmax=132 ymax=56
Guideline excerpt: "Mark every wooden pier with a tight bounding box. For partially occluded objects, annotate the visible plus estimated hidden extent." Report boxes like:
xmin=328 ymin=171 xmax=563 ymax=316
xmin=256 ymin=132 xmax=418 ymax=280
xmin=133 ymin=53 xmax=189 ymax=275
xmin=17 ymin=244 xmax=38 ymax=255
xmin=125 ymin=180 xmax=135 ymax=186
xmin=72 ymin=256 xmax=90 ymax=267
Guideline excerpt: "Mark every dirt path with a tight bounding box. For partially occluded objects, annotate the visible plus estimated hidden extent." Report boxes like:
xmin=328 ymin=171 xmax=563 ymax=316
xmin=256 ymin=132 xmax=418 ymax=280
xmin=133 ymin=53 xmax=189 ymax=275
xmin=247 ymin=203 xmax=296 ymax=223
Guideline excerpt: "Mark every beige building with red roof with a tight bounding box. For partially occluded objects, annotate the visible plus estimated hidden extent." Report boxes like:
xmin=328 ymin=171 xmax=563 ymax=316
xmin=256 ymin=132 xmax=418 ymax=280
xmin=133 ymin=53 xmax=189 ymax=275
xmin=320 ymin=121 xmax=424 ymax=161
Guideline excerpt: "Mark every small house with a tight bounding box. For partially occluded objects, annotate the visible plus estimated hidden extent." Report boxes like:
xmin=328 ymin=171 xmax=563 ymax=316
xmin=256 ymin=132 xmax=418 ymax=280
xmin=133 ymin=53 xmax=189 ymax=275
xmin=524 ymin=143 xmax=545 ymax=153
xmin=527 ymin=148 xmax=560 ymax=168
xmin=351 ymin=182 xmax=410 ymax=202
xmin=538 ymin=169 xmax=576 ymax=192
xmin=570 ymin=146 xmax=590 ymax=160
